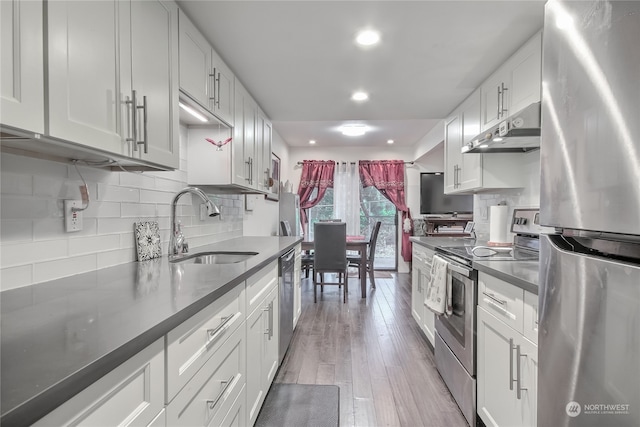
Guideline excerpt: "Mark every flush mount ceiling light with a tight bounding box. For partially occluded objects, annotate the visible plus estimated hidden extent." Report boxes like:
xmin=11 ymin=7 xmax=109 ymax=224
xmin=356 ymin=29 xmax=380 ymax=46
xmin=351 ymin=91 xmax=369 ymax=101
xmin=387 ymin=139 xmax=395 ymax=144
xmin=340 ymin=124 xmax=368 ymax=137
xmin=309 ymin=139 xmax=316 ymax=144
xmin=179 ymin=102 xmax=208 ymax=123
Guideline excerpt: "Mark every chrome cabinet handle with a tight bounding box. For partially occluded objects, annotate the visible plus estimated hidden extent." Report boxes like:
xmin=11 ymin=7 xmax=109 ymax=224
xmin=509 ymin=338 xmax=515 ymax=391
xmin=448 ymin=262 xmax=471 ymax=278
xmin=500 ymin=83 xmax=508 ymax=117
xmin=126 ymin=90 xmax=138 ymax=151
xmin=482 ymin=291 xmax=507 ymax=306
xmin=265 ymin=167 xmax=270 ymax=187
xmin=208 ymin=70 xmax=216 ymax=107
xmin=516 ymin=344 xmax=527 ymax=399
xmin=216 ymin=70 xmax=221 ymax=108
xmin=497 ymin=85 xmax=502 ymax=119
xmin=249 ymin=157 xmax=253 ymax=184
xmin=206 ymin=314 xmax=235 ymax=347
xmin=262 ymin=301 xmax=273 ymax=339
xmin=139 ymin=95 xmax=148 ymax=153
xmin=206 ymin=374 xmax=235 ymax=412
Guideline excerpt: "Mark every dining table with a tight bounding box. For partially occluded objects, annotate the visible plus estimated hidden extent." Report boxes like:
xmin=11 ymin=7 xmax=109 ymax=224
xmin=301 ymin=235 xmax=370 ymax=298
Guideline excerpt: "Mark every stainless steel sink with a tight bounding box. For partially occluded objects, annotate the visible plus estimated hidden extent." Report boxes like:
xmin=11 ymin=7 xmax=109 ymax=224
xmin=170 ymin=251 xmax=258 ymax=264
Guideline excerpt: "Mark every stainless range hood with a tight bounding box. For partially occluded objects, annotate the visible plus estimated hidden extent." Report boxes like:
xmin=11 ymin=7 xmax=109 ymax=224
xmin=462 ymin=102 xmax=541 ymax=154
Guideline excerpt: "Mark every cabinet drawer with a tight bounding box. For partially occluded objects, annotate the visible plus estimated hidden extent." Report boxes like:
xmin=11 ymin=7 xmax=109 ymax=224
xmin=478 ymin=272 xmax=524 ymax=333
xmin=166 ymin=284 xmax=244 ymax=401
xmin=246 ymin=261 xmax=278 ymax=314
xmin=210 ymin=383 xmax=246 ymax=427
xmin=523 ymin=291 xmax=539 ymax=344
xmin=34 ymin=339 xmax=165 ymax=427
xmin=167 ymin=326 xmax=246 ymax=427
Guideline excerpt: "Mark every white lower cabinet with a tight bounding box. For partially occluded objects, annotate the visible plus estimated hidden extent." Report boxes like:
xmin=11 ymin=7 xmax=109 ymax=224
xmin=33 ymin=338 xmax=165 ymax=427
xmin=166 ymin=326 xmax=246 ymax=427
xmin=411 ymin=245 xmax=435 ymax=346
xmin=477 ymin=272 xmax=538 ymax=427
xmin=246 ymin=285 xmax=279 ymax=426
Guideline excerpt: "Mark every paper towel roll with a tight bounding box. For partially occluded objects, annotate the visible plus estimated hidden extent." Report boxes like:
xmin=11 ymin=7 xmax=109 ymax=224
xmin=489 ymin=205 xmax=510 ymax=244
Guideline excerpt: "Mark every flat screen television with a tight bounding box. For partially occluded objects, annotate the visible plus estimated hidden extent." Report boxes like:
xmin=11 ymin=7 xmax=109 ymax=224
xmin=420 ymin=173 xmax=473 ymax=215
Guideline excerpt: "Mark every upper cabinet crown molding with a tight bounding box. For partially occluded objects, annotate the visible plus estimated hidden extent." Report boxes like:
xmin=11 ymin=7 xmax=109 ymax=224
xmin=178 ymin=10 xmax=234 ymax=126
xmin=0 ymin=0 xmax=45 ymax=134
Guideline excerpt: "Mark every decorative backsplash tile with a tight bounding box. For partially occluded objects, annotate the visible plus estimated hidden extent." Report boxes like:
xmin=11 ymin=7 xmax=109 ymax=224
xmin=0 ymin=127 xmax=243 ymax=291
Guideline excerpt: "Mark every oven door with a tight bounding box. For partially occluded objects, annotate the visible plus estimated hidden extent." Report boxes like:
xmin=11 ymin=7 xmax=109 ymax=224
xmin=435 ymin=258 xmax=477 ymax=376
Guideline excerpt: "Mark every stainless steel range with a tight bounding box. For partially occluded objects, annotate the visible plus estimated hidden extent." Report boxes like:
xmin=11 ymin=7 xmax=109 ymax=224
xmin=432 ymin=208 xmax=541 ymax=426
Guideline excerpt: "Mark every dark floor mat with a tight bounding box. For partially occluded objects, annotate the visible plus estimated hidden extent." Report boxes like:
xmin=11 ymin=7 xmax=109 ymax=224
xmin=255 ymin=383 xmax=340 ymax=427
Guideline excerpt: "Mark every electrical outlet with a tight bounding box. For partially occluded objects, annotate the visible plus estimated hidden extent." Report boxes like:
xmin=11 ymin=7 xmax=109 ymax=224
xmin=65 ymin=200 xmax=83 ymax=232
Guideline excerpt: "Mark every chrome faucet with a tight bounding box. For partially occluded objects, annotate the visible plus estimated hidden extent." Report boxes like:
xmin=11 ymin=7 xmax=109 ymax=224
xmin=169 ymin=187 xmax=220 ymax=256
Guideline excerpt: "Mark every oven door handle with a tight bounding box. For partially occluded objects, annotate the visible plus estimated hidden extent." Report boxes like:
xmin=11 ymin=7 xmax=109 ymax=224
xmin=447 ymin=262 xmax=471 ymax=278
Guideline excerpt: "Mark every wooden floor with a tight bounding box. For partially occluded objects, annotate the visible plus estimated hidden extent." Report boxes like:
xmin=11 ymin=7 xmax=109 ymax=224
xmin=274 ymin=273 xmax=468 ymax=427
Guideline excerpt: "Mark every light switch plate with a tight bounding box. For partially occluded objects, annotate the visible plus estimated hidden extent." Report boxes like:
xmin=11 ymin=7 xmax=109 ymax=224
xmin=64 ymin=200 xmax=83 ymax=232
xmin=245 ymin=195 xmax=255 ymax=211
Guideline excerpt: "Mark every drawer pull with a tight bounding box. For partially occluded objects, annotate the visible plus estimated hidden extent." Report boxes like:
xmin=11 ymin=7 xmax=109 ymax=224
xmin=516 ymin=345 xmax=527 ymax=399
xmin=483 ymin=297 xmax=516 ymax=320
xmin=206 ymin=374 xmax=236 ymax=412
xmin=206 ymin=314 xmax=235 ymax=347
xmin=482 ymin=291 xmax=507 ymax=306
xmin=509 ymin=338 xmax=515 ymax=391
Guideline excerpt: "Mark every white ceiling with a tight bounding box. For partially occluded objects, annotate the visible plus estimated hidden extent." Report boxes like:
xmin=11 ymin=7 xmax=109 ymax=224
xmin=177 ymin=1 xmax=545 ymax=148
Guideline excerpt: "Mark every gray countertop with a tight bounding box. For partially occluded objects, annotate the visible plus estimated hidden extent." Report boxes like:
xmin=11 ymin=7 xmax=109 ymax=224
xmin=410 ymin=236 xmax=539 ymax=293
xmin=0 ymin=236 xmax=301 ymax=427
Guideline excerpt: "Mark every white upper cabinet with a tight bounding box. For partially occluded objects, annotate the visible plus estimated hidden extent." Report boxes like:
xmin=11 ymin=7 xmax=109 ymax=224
xmin=47 ymin=0 xmax=179 ymax=169
xmin=0 ymin=0 xmax=44 ymax=134
xmin=233 ymin=80 xmax=258 ymax=189
xmin=128 ymin=0 xmax=179 ymax=169
xmin=480 ymin=31 xmax=542 ymax=131
xmin=256 ymin=109 xmax=272 ymax=193
xmin=178 ymin=11 xmax=234 ymax=126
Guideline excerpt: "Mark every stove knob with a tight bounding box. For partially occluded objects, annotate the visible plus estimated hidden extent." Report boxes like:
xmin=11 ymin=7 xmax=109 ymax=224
xmin=521 ymin=218 xmax=528 ymax=225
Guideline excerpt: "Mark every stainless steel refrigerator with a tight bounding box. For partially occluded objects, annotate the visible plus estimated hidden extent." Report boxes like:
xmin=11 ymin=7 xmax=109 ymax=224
xmin=279 ymin=192 xmax=301 ymax=236
xmin=539 ymin=1 xmax=640 ymax=426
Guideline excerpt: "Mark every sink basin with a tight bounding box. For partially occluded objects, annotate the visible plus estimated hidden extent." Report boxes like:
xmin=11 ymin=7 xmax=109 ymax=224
xmin=170 ymin=251 xmax=258 ymax=264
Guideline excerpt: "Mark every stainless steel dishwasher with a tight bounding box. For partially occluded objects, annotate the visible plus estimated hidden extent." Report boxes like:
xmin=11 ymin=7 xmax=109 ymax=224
xmin=278 ymin=249 xmax=295 ymax=364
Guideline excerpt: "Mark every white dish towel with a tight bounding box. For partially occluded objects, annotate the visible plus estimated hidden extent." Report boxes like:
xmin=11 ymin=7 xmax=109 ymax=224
xmin=424 ymin=254 xmax=452 ymax=316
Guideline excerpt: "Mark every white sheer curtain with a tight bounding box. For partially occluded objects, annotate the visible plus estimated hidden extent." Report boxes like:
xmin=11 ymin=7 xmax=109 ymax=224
xmin=333 ymin=162 xmax=361 ymax=236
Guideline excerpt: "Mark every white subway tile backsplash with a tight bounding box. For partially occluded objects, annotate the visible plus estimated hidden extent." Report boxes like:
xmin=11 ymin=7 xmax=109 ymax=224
xmin=97 ymin=183 xmax=140 ymax=203
xmin=120 ymin=203 xmax=156 ymax=218
xmin=1 ymin=265 xmax=33 ymax=291
xmin=1 ymin=220 xmax=33 ymax=242
xmin=1 ymin=129 xmax=244 ymax=289
xmin=1 ymin=173 xmax=33 ymax=195
xmin=69 ymin=235 xmax=120 ymax=256
xmin=33 ymin=254 xmax=97 ymax=284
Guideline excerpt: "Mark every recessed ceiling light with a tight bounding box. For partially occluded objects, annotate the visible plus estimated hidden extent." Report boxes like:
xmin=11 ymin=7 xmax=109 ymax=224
xmin=309 ymin=140 xmax=316 ymax=144
xmin=351 ymin=91 xmax=369 ymax=101
xmin=479 ymin=144 xmax=489 ymax=148
xmin=340 ymin=124 xmax=368 ymax=137
xmin=356 ymin=29 xmax=380 ymax=46
xmin=387 ymin=139 xmax=394 ymax=144
xmin=179 ymin=102 xmax=208 ymax=123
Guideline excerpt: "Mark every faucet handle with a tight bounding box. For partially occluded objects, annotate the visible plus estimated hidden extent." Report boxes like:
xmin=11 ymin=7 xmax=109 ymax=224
xmin=182 ymin=241 xmax=189 ymax=253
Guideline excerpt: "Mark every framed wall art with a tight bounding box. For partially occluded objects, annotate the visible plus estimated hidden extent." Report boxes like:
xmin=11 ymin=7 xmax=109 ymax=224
xmin=266 ymin=152 xmax=280 ymax=201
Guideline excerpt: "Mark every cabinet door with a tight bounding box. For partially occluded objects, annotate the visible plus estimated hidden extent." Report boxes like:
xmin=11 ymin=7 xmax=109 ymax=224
xmin=178 ymin=9 xmax=212 ymax=109
xmin=519 ymin=337 xmax=538 ymax=427
xmin=232 ymin=82 xmax=249 ymax=186
xmin=256 ymin=110 xmax=272 ymax=192
xmin=458 ymin=91 xmax=482 ymax=191
xmin=0 ymin=0 xmax=44 ymax=133
xmin=33 ymin=339 xmax=165 ymax=427
xmin=264 ymin=287 xmax=280 ymax=388
xmin=477 ymin=307 xmax=520 ymax=427
xmin=47 ymin=0 xmax=124 ymax=154
xmin=129 ymin=0 xmax=179 ymax=169
xmin=443 ymin=113 xmax=461 ymax=194
xmin=211 ymin=48 xmax=234 ymax=126
xmin=419 ymin=267 xmax=435 ymax=346
xmin=480 ymin=69 xmax=507 ymax=131
xmin=411 ymin=254 xmax=424 ymax=325
xmin=507 ymin=32 xmax=542 ymax=116
xmin=246 ymin=302 xmax=268 ymax=426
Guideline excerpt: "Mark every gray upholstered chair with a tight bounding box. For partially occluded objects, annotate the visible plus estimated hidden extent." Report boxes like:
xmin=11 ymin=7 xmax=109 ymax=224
xmin=313 ymin=222 xmax=348 ymax=303
xmin=347 ymin=221 xmax=382 ymax=289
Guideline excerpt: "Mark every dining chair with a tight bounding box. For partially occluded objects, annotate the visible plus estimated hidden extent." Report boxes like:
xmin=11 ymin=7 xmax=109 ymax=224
xmin=313 ymin=222 xmax=348 ymax=303
xmin=281 ymin=221 xmax=314 ymax=277
xmin=347 ymin=221 xmax=382 ymax=289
